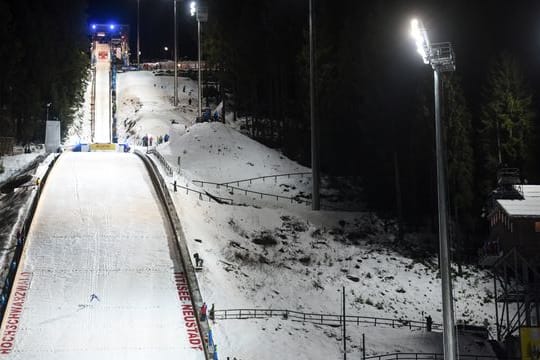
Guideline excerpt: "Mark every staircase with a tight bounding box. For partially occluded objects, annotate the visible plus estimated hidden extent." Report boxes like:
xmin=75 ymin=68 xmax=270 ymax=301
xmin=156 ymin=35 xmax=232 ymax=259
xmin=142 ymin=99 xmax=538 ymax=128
xmin=493 ymin=248 xmax=540 ymax=341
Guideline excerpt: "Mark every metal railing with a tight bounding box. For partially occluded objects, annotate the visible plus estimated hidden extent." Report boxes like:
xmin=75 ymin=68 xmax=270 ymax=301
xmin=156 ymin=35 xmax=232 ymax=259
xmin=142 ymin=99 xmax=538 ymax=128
xmin=192 ymin=180 xmax=311 ymax=206
xmin=170 ymin=182 xmax=233 ymax=204
xmin=217 ymin=172 xmax=311 ymax=187
xmin=146 ymin=149 xmax=232 ymax=204
xmin=364 ymin=353 xmax=517 ymax=360
xmin=213 ymin=309 xmax=441 ymax=331
xmin=147 ymin=149 xmax=176 ymax=177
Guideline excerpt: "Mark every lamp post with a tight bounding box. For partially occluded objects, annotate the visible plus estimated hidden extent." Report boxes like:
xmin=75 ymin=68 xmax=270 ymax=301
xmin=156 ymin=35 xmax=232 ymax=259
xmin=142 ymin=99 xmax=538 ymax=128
xmin=410 ymin=18 xmax=457 ymax=360
xmin=46 ymin=103 xmax=51 ymax=123
xmin=173 ymin=0 xmax=179 ymax=106
xmin=309 ymin=0 xmax=320 ymax=211
xmin=137 ymin=0 xmax=140 ymax=67
xmin=190 ymin=1 xmax=207 ymax=119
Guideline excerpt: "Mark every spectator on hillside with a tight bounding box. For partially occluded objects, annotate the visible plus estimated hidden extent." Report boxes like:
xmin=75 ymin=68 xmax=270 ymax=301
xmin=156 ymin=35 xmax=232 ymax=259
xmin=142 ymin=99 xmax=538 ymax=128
xmin=426 ymin=315 xmax=433 ymax=332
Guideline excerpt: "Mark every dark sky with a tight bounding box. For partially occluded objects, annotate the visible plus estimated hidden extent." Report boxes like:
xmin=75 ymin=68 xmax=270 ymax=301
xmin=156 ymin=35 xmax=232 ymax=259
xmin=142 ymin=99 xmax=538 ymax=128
xmin=85 ymin=0 xmax=540 ymax=90
xmin=87 ymin=0 xmax=198 ymax=61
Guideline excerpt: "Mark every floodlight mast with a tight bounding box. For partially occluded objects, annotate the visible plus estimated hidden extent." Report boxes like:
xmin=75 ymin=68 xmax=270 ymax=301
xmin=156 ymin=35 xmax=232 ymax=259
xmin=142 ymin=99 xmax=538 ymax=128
xmin=190 ymin=1 xmax=205 ymax=120
xmin=410 ymin=18 xmax=457 ymax=360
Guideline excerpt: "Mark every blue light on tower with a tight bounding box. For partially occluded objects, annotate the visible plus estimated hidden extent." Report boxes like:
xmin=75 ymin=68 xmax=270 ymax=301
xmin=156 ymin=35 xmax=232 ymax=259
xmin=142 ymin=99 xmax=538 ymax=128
xmin=110 ymin=24 xmax=115 ymax=30
xmin=91 ymin=24 xmax=96 ymax=30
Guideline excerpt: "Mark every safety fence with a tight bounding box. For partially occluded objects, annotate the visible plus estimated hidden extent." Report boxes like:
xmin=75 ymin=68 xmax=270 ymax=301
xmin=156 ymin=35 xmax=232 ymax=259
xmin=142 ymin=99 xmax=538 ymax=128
xmin=145 ymin=149 xmax=232 ymax=206
xmin=213 ymin=309 xmax=441 ymax=331
xmin=192 ymin=180 xmax=311 ymax=206
xmin=170 ymin=182 xmax=233 ymax=205
xmin=148 ymin=149 xmax=176 ymax=177
xmin=219 ymin=172 xmax=311 ymax=187
xmin=364 ymin=353 xmax=518 ymax=360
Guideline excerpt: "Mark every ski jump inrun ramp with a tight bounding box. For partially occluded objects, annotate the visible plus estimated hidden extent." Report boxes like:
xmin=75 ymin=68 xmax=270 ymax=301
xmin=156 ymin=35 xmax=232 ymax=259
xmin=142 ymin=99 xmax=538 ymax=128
xmin=94 ymin=43 xmax=112 ymax=144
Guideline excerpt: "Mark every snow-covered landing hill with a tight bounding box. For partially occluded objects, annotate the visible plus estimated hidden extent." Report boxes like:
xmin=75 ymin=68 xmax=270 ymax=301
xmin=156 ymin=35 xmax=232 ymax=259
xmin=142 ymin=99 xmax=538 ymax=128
xmin=112 ymin=70 xmax=497 ymax=359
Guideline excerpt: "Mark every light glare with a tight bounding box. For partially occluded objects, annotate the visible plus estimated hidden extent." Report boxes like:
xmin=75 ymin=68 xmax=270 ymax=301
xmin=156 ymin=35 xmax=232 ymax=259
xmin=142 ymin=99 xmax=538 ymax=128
xmin=190 ymin=1 xmax=197 ymax=16
xmin=410 ymin=18 xmax=430 ymax=64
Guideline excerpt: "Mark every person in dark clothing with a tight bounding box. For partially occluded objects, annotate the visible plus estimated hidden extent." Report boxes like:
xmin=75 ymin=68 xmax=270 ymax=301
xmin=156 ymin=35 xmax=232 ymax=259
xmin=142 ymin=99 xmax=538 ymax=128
xmin=426 ymin=315 xmax=433 ymax=332
xmin=194 ymin=253 xmax=203 ymax=267
xmin=200 ymin=302 xmax=207 ymax=321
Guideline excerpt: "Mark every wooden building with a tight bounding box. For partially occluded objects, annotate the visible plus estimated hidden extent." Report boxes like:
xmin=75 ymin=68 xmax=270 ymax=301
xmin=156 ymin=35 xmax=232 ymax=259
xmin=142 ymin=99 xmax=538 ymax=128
xmin=480 ymin=171 xmax=540 ymax=351
xmin=482 ymin=185 xmax=540 ymax=265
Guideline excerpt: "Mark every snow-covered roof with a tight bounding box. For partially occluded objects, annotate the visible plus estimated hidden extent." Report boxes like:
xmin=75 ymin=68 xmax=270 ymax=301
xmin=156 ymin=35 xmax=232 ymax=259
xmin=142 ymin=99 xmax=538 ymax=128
xmin=498 ymin=185 xmax=540 ymax=217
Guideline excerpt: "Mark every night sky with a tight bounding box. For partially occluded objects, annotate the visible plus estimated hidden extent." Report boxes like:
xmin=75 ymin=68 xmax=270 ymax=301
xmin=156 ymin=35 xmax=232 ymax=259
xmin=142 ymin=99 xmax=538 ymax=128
xmin=87 ymin=0 xmax=198 ymax=61
xmin=85 ymin=0 xmax=540 ymax=130
xmin=85 ymin=0 xmax=540 ymax=81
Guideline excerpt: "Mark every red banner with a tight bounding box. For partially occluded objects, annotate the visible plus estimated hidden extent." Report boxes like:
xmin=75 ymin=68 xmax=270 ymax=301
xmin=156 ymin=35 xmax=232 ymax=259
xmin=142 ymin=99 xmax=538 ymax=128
xmin=174 ymin=272 xmax=203 ymax=351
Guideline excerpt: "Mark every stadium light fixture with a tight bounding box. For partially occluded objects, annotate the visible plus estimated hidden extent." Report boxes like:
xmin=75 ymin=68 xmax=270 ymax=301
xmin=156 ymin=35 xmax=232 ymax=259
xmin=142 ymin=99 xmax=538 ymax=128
xmin=409 ymin=17 xmax=457 ymax=360
xmin=190 ymin=1 xmax=197 ymax=17
xmin=410 ymin=18 xmax=430 ymax=64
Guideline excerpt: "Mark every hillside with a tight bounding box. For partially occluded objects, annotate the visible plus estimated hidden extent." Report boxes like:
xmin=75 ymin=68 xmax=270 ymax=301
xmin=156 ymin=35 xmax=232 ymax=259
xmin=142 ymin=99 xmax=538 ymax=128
xmin=113 ymin=70 xmax=497 ymax=359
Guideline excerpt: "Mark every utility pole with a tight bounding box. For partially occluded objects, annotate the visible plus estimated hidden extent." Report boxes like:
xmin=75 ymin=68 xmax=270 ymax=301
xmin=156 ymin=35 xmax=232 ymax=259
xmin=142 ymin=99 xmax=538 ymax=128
xmin=137 ymin=0 xmax=140 ymax=67
xmin=173 ymin=0 xmax=179 ymax=106
xmin=309 ymin=0 xmax=320 ymax=211
xmin=197 ymin=15 xmax=202 ymax=118
xmin=342 ymin=286 xmax=346 ymax=360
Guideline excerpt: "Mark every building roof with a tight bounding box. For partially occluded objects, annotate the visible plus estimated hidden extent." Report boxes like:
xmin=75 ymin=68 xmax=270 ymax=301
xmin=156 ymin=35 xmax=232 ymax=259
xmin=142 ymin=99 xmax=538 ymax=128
xmin=498 ymin=185 xmax=540 ymax=217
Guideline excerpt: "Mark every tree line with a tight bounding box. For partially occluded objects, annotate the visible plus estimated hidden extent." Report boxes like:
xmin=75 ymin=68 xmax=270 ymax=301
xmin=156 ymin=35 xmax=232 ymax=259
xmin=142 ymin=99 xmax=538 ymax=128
xmin=203 ymin=0 xmax=539 ymax=256
xmin=0 ymin=0 xmax=89 ymax=143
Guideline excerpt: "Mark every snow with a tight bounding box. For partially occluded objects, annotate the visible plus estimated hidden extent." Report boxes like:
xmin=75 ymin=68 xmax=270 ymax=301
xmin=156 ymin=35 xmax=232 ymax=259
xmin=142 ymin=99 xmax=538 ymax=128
xmin=498 ymin=185 xmax=540 ymax=217
xmin=0 ymin=152 xmax=204 ymax=360
xmin=65 ymin=77 xmax=92 ymax=146
xmin=110 ymin=71 xmax=498 ymax=358
xmin=0 ymin=153 xmax=44 ymax=184
xmin=116 ymin=71 xmax=196 ymax=145
xmin=0 ymin=69 xmax=499 ymax=359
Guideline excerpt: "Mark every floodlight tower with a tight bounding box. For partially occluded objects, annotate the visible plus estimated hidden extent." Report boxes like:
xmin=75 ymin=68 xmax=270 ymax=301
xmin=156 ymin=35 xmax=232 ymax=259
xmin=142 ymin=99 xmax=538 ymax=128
xmin=137 ymin=0 xmax=140 ymax=67
xmin=190 ymin=1 xmax=207 ymax=119
xmin=173 ymin=0 xmax=179 ymax=106
xmin=410 ymin=18 xmax=457 ymax=360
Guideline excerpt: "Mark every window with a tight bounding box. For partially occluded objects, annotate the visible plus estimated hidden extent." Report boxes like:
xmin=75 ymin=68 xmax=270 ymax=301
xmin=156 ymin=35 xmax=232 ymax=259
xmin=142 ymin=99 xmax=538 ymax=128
xmin=535 ymin=222 xmax=540 ymax=233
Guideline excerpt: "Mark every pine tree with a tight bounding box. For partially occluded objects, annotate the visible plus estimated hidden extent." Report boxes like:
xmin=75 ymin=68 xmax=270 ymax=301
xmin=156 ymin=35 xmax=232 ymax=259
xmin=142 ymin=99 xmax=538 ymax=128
xmin=479 ymin=52 xmax=535 ymax=189
xmin=443 ymin=74 xmax=475 ymax=254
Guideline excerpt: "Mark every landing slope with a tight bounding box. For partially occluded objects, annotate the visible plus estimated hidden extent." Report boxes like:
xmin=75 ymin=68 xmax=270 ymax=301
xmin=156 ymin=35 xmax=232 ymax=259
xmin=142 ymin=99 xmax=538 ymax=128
xmin=0 ymin=152 xmax=204 ymax=360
